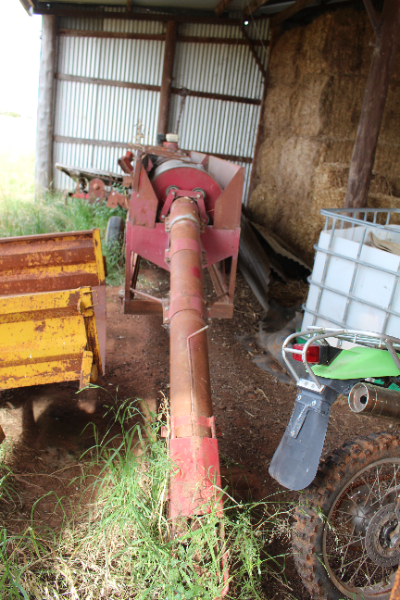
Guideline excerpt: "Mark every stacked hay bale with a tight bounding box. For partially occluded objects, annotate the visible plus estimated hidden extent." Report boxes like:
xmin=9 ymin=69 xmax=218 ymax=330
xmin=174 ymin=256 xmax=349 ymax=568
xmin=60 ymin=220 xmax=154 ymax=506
xmin=248 ymin=7 xmax=400 ymax=265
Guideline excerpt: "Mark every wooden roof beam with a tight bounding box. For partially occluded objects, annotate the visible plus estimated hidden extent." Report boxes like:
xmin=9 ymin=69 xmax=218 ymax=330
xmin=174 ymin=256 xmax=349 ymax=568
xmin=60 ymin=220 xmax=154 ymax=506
xmin=19 ymin=0 xmax=35 ymax=14
xmin=363 ymin=0 xmax=380 ymax=33
xmin=33 ymin=4 xmax=241 ymax=26
xmin=270 ymin=0 xmax=315 ymax=27
xmin=344 ymin=0 xmax=400 ymax=209
xmin=244 ymin=0 xmax=272 ymax=17
xmin=241 ymin=23 xmax=266 ymax=78
xmin=215 ymin=0 xmax=235 ymax=17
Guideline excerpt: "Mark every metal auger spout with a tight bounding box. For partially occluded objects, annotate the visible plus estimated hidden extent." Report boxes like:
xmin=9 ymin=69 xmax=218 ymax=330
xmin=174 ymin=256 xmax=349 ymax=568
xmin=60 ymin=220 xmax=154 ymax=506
xmin=167 ymin=196 xmax=222 ymax=522
xmin=120 ymin=137 xmax=244 ymax=594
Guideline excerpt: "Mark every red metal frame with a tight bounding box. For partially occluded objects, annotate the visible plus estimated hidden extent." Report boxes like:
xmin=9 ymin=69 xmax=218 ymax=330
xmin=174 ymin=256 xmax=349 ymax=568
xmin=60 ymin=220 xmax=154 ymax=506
xmin=123 ymin=148 xmax=243 ymax=319
xmin=115 ymin=143 xmax=243 ymax=596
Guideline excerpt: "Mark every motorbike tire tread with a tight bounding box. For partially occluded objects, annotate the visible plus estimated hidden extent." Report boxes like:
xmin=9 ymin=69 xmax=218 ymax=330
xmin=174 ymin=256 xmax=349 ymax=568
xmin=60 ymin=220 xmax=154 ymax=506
xmin=292 ymin=431 xmax=400 ymax=600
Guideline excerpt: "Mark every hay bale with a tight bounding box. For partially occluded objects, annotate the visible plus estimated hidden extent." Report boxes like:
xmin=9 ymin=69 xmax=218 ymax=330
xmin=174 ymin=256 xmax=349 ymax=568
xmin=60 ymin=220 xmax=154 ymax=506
xmin=249 ymin=6 xmax=400 ymax=262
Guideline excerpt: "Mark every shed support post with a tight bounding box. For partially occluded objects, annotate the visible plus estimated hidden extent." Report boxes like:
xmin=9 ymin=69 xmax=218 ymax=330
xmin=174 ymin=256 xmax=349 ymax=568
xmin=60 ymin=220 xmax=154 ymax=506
xmin=246 ymin=29 xmax=274 ymax=205
xmin=344 ymin=0 xmax=400 ymax=209
xmin=35 ymin=15 xmax=57 ymax=193
xmin=157 ymin=20 xmax=177 ymax=137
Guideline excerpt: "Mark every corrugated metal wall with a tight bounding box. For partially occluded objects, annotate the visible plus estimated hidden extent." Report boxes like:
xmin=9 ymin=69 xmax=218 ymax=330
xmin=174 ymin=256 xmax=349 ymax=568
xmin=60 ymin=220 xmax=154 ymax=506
xmin=53 ymin=15 xmax=269 ymax=198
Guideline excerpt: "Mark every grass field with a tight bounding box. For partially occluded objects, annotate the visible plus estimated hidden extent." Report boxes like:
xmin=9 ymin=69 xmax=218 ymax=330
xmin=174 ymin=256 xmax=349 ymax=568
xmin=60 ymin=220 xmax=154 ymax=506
xmin=0 ymin=398 xmax=289 ymax=600
xmin=0 ymin=115 xmax=126 ymax=284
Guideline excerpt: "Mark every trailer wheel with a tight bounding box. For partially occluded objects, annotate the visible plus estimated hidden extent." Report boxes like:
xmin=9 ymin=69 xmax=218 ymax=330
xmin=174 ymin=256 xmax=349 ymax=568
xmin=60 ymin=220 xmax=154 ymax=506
xmin=106 ymin=216 xmax=125 ymax=245
xmin=293 ymin=432 xmax=400 ymax=600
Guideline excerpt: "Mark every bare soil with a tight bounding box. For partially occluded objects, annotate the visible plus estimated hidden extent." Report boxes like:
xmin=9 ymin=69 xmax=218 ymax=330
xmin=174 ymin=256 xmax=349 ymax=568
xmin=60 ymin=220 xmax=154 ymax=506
xmin=0 ymin=264 xmax=396 ymax=599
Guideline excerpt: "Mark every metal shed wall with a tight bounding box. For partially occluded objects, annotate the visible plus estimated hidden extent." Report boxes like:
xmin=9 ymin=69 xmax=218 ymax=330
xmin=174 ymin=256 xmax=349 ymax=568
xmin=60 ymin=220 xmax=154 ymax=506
xmin=53 ymin=15 xmax=269 ymax=199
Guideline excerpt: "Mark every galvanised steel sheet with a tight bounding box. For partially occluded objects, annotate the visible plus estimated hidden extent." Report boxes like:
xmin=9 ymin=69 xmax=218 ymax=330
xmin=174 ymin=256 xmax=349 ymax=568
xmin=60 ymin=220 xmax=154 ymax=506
xmin=53 ymin=15 xmax=269 ymax=199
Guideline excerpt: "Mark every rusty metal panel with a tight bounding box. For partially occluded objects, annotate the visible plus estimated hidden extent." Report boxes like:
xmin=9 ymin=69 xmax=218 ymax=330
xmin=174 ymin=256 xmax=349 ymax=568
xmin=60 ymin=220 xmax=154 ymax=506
xmin=0 ymin=229 xmax=105 ymax=296
xmin=0 ymin=287 xmax=102 ymax=392
xmin=0 ymin=229 xmax=107 ymax=370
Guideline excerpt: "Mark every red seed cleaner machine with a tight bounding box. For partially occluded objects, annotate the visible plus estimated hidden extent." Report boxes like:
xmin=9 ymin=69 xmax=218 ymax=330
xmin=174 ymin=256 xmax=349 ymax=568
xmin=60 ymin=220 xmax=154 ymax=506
xmin=110 ymin=138 xmax=244 ymax=533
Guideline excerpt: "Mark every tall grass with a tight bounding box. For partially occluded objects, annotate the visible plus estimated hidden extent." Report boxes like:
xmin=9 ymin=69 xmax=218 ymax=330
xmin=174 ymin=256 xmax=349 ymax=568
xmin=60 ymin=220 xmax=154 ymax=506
xmin=0 ymin=398 xmax=289 ymax=599
xmin=0 ymin=194 xmax=126 ymax=285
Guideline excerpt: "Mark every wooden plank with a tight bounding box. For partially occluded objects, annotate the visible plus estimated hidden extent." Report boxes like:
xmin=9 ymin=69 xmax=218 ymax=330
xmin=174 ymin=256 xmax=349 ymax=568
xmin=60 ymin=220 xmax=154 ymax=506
xmin=36 ymin=15 xmax=57 ymax=191
xmin=209 ymin=153 xmax=252 ymax=163
xmin=57 ymin=29 xmax=269 ymax=47
xmin=244 ymin=0 xmax=272 ymax=17
xmin=171 ymin=87 xmax=261 ymax=105
xmin=270 ymin=0 xmax=316 ymax=27
xmin=158 ymin=20 xmax=178 ymax=135
xmin=53 ymin=135 xmax=253 ymax=163
xmin=208 ymin=264 xmax=228 ymax=297
xmin=178 ymin=35 xmax=269 ymax=47
xmin=56 ymin=73 xmax=159 ymax=93
xmin=34 ymin=4 xmax=241 ymax=25
xmin=238 ymin=214 xmax=270 ymax=311
xmin=247 ymin=29 xmax=275 ymax=203
xmin=241 ymin=23 xmax=266 ymax=78
xmin=57 ymin=29 xmax=165 ymax=41
xmin=124 ymin=299 xmax=163 ymax=315
xmin=53 ymin=136 xmax=130 ymax=149
xmin=247 ymin=75 xmax=269 ymax=201
xmin=363 ymin=0 xmax=380 ymax=33
xmin=344 ymin=0 xmax=400 ymax=209
xmin=215 ymin=0 xmax=235 ymax=17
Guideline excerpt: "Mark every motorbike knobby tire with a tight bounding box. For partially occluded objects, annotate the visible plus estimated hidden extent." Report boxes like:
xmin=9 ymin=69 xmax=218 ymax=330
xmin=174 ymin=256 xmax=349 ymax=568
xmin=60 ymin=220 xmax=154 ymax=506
xmin=293 ymin=431 xmax=400 ymax=600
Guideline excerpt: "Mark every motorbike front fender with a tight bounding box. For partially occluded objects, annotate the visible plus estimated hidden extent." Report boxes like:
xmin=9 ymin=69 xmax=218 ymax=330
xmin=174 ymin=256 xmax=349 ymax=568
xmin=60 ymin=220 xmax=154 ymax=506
xmin=269 ymin=380 xmax=355 ymax=491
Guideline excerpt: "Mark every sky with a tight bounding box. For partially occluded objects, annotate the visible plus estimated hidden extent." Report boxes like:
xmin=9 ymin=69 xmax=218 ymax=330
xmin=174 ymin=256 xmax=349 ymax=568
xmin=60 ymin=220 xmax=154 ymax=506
xmin=0 ymin=0 xmax=42 ymax=119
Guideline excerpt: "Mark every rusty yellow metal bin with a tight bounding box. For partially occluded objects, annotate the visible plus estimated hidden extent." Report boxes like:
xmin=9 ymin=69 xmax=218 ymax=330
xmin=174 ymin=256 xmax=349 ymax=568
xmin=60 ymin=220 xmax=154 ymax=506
xmin=0 ymin=229 xmax=107 ymax=369
xmin=0 ymin=286 xmax=103 ymax=391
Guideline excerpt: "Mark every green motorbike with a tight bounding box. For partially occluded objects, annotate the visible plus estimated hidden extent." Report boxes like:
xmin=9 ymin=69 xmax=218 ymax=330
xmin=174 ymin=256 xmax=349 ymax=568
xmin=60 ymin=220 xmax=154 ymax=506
xmin=269 ymin=327 xmax=400 ymax=600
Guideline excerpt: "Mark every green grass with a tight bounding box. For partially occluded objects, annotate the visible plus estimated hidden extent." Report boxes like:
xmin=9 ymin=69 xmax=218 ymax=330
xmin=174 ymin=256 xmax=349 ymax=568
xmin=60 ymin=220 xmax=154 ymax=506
xmin=0 ymin=397 xmax=290 ymax=600
xmin=0 ymin=148 xmax=126 ymax=285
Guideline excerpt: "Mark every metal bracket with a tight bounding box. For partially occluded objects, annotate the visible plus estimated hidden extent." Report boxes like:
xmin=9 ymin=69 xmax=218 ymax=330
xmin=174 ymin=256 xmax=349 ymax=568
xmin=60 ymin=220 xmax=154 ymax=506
xmin=163 ymin=295 xmax=211 ymax=324
xmin=169 ymin=415 xmax=217 ymax=439
xmin=298 ymin=378 xmax=325 ymax=393
xmin=165 ymin=237 xmax=203 ymax=265
xmin=289 ymin=393 xmax=330 ymax=439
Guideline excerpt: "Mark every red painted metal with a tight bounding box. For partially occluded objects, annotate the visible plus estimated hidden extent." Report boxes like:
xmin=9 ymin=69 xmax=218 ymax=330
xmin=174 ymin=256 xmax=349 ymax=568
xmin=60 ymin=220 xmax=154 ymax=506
xmin=125 ymin=223 xmax=239 ymax=273
xmin=169 ymin=437 xmax=222 ymax=518
xmin=88 ymin=178 xmax=106 ymax=203
xmin=167 ymin=197 xmax=219 ymax=521
xmin=117 ymin=150 xmax=134 ymax=174
xmin=120 ymin=142 xmax=244 ymax=595
xmin=152 ymin=165 xmax=222 ymax=223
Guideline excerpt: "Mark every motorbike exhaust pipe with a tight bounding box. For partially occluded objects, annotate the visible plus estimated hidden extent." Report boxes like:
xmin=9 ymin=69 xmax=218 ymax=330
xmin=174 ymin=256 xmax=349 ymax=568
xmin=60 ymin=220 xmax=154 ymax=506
xmin=348 ymin=382 xmax=400 ymax=420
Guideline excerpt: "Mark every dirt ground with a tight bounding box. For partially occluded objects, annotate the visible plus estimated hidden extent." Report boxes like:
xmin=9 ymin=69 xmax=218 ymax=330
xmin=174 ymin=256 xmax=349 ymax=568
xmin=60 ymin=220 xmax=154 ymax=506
xmin=0 ymin=264 xmax=396 ymax=599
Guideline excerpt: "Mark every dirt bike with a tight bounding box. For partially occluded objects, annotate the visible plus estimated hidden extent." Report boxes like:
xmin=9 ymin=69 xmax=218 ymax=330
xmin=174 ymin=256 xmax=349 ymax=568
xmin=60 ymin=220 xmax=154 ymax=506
xmin=269 ymin=326 xmax=400 ymax=600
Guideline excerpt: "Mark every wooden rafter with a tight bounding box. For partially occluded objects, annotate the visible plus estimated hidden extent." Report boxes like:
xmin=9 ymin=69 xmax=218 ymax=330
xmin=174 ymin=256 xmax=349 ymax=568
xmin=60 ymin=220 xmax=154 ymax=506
xmin=244 ymin=0 xmax=272 ymax=17
xmin=19 ymin=0 xmax=35 ymax=13
xmin=57 ymin=28 xmax=270 ymax=47
xmin=363 ymin=0 xmax=380 ymax=33
xmin=344 ymin=0 xmax=400 ymax=208
xmin=241 ymin=23 xmax=266 ymax=78
xmin=34 ymin=4 xmax=241 ymax=25
xmin=215 ymin=0 xmax=235 ymax=17
xmin=270 ymin=0 xmax=315 ymax=27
